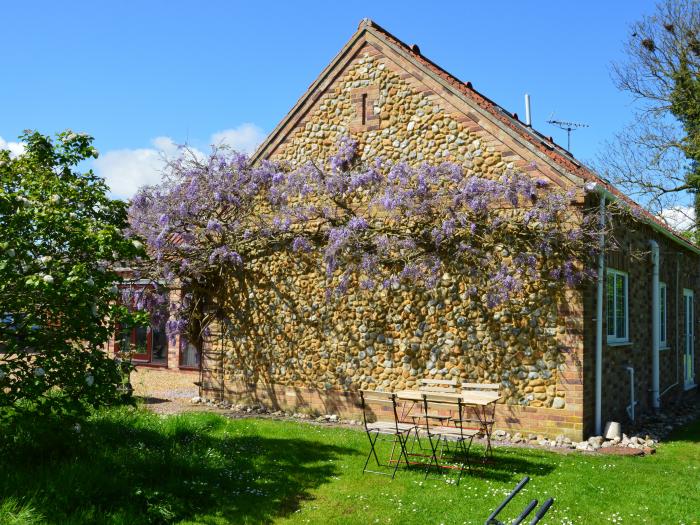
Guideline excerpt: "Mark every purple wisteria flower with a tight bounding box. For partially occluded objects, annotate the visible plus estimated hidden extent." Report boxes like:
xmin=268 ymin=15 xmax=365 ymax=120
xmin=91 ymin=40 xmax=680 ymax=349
xmin=206 ymin=219 xmax=223 ymax=233
xmin=128 ymin=136 xmax=600 ymax=341
xmin=292 ymin=236 xmax=312 ymax=253
xmin=329 ymin=136 xmax=358 ymax=172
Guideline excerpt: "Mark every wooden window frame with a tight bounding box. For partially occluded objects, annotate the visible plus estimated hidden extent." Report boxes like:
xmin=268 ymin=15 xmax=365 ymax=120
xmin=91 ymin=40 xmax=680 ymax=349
xmin=683 ymin=288 xmax=696 ymax=389
xmin=115 ymin=321 xmax=151 ymax=362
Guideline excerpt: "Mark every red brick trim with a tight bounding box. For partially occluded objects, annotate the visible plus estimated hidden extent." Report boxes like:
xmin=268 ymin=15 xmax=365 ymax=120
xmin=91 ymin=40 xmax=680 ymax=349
xmin=204 ymin=381 xmax=584 ymax=441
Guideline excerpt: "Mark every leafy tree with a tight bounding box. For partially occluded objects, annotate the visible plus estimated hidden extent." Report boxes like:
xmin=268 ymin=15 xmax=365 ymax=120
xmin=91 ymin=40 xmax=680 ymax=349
xmin=0 ymin=130 xmax=145 ymax=416
xmin=598 ymin=0 xmax=700 ymax=233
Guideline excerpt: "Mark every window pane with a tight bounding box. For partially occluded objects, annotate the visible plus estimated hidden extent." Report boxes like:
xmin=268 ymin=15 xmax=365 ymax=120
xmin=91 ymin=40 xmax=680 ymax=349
xmin=119 ymin=326 xmax=131 ymax=352
xmin=152 ymin=326 xmax=168 ymax=364
xmin=616 ymin=275 xmax=626 ymax=339
xmin=607 ymin=275 xmax=615 ymax=336
xmin=134 ymin=326 xmax=148 ymax=355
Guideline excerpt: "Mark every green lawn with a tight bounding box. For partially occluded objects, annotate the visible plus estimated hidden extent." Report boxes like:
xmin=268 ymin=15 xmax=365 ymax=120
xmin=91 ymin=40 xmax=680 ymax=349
xmin=0 ymin=407 xmax=698 ymax=525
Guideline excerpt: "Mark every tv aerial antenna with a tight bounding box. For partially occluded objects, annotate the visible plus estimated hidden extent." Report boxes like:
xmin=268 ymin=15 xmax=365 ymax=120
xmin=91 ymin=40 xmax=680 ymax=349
xmin=546 ymin=115 xmax=589 ymax=152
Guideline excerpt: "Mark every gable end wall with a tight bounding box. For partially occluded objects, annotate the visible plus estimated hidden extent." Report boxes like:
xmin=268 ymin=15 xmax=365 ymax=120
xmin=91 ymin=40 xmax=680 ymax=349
xmin=200 ymin=43 xmax=590 ymax=440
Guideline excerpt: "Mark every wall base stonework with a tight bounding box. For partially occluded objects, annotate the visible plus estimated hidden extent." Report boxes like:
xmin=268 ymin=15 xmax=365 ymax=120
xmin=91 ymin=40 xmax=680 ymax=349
xmin=203 ymin=381 xmax=584 ymax=441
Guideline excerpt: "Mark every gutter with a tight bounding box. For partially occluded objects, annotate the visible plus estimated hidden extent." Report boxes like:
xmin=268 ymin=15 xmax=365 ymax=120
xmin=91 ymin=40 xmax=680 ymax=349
xmin=625 ymin=365 xmax=637 ymax=421
xmin=593 ymin=188 xmax=606 ymax=436
xmin=650 ymin=240 xmax=660 ymax=409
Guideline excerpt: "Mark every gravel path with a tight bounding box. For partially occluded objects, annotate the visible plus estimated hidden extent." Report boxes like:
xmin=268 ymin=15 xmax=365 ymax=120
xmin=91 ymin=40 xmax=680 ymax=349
xmin=131 ymin=368 xmax=224 ymax=415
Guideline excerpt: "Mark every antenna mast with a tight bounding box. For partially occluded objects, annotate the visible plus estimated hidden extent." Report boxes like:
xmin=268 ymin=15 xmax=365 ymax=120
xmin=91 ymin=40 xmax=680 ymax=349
xmin=546 ymin=118 xmax=589 ymax=151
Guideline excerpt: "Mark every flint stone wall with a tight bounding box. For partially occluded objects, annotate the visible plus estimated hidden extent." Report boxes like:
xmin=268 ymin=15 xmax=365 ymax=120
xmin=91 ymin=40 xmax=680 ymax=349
xmin=202 ymin=44 xmax=586 ymax=439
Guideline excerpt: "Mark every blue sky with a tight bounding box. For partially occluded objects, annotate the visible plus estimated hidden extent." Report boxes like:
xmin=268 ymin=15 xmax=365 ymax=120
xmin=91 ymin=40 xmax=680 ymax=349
xmin=0 ymin=1 xmax=657 ymax=199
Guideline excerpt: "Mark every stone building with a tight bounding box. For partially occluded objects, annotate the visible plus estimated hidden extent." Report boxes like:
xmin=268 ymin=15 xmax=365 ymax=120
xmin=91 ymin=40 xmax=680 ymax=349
xmin=193 ymin=20 xmax=698 ymax=439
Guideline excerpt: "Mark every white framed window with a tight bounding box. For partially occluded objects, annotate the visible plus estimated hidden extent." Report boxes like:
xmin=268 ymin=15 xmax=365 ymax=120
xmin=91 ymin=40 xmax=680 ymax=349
xmin=607 ymin=269 xmax=629 ymax=344
xmin=659 ymin=282 xmax=668 ymax=348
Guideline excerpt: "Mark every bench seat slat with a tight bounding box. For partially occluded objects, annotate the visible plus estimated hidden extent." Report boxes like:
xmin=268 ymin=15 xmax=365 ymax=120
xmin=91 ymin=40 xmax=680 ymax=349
xmin=461 ymin=382 xmax=500 ymax=391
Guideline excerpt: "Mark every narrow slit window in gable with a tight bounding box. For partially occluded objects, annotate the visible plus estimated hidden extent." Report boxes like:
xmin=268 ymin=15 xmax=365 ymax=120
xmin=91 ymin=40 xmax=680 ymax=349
xmin=361 ymin=93 xmax=367 ymax=125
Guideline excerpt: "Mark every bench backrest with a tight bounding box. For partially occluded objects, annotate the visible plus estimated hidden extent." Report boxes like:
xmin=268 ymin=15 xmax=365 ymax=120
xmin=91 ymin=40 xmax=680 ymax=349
xmin=421 ymin=392 xmax=461 ymax=409
xmin=419 ymin=392 xmax=467 ymax=435
xmin=461 ymin=382 xmax=500 ymax=392
xmin=360 ymin=389 xmax=395 ymax=405
xmin=359 ymin=390 xmax=400 ymax=431
xmin=418 ymin=378 xmax=458 ymax=393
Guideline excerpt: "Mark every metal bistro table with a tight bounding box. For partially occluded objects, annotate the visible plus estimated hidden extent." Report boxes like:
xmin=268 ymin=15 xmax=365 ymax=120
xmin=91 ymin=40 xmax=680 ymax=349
xmin=395 ymin=389 xmax=502 ymax=458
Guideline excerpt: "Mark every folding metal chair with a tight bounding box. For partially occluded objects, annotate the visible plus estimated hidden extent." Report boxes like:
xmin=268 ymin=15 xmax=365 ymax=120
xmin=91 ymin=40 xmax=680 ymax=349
xmin=419 ymin=393 xmax=478 ymax=485
xmin=359 ymin=390 xmax=417 ymax=479
xmin=461 ymin=382 xmax=501 ymax=458
xmin=414 ymin=379 xmax=459 ymax=430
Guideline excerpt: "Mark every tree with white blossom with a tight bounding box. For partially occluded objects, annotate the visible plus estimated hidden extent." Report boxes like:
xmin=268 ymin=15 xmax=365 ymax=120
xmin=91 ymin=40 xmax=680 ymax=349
xmin=0 ymin=131 xmax=145 ymax=415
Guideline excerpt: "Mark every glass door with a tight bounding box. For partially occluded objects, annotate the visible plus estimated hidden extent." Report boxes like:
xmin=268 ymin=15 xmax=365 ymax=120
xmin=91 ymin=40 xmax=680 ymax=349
xmin=684 ymin=289 xmax=695 ymax=389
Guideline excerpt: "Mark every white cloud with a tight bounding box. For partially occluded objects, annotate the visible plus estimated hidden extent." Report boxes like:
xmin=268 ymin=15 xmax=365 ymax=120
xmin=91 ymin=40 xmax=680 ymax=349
xmin=0 ymin=136 xmax=25 ymax=157
xmin=94 ymin=138 xmax=174 ymax=200
xmin=150 ymin=136 xmax=180 ymax=156
xmin=210 ymin=123 xmax=265 ymax=154
xmin=93 ymin=124 xmax=266 ymax=200
xmin=659 ymin=205 xmax=695 ymax=231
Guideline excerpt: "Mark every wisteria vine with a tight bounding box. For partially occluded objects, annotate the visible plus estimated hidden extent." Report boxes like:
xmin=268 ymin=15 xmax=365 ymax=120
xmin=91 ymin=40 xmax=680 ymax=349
xmin=128 ymin=138 xmax=616 ymax=349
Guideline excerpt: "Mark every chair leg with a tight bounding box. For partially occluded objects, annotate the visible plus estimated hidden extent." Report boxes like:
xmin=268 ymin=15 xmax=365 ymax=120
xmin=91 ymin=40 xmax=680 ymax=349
xmin=455 ymin=440 xmax=466 ymax=486
xmin=397 ymin=432 xmax=411 ymax=468
xmin=414 ymin=430 xmax=424 ymax=452
xmin=410 ymin=421 xmax=424 ymax=452
xmin=485 ymin=427 xmax=493 ymax=458
xmin=411 ymin=420 xmax=429 ymax=453
xmin=464 ymin=436 xmax=474 ymax=474
xmin=388 ymin=435 xmax=399 ymax=467
xmin=439 ymin=436 xmax=450 ymax=460
xmin=481 ymin=406 xmax=495 ymax=458
xmin=407 ymin=427 xmax=419 ymax=455
xmin=390 ymin=434 xmax=405 ymax=479
xmin=362 ymin=430 xmax=381 ymax=474
xmin=424 ymin=433 xmax=441 ymax=479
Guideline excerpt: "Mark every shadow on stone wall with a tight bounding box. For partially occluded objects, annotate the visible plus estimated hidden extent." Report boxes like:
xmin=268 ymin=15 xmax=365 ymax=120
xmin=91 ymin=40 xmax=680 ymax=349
xmin=201 ymin=252 xmax=571 ymax=415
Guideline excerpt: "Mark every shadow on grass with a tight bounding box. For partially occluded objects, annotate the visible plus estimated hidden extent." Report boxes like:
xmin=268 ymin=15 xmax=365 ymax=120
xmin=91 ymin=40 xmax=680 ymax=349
xmin=0 ymin=409 xmax=358 ymax=524
xmin=395 ymin=440 xmax=555 ymax=484
xmin=665 ymin=415 xmax=700 ymax=444
xmin=469 ymin=448 xmax=556 ymax=482
xmin=136 ymin=396 xmax=170 ymax=405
